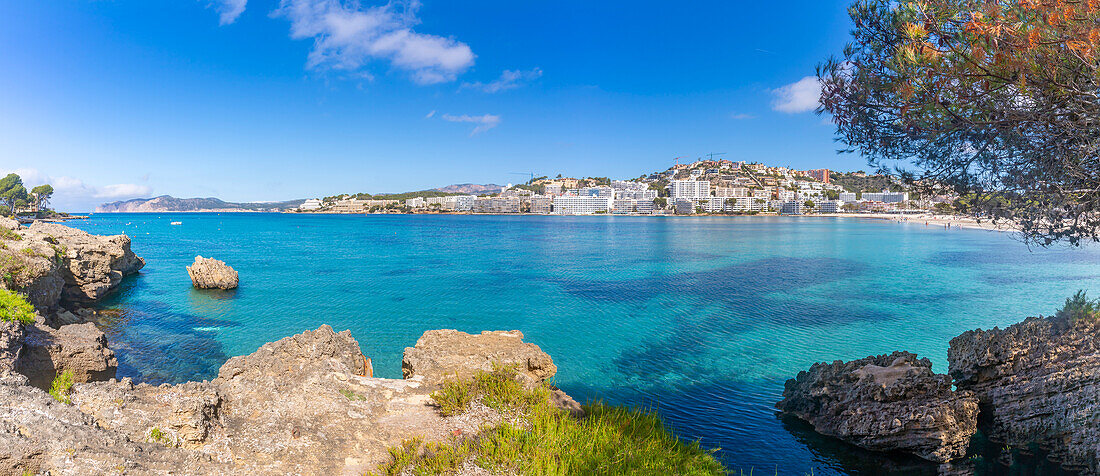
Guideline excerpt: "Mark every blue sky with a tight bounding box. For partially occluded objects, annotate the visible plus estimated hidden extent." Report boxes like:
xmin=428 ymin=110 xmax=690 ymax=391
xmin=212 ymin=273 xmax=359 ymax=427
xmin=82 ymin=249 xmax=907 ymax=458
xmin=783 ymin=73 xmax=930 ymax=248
xmin=0 ymin=0 xmax=865 ymax=210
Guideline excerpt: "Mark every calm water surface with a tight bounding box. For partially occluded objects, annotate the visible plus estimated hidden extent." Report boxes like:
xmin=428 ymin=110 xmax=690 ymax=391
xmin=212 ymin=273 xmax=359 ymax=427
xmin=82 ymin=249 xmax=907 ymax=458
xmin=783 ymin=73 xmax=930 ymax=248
xmin=68 ymin=214 xmax=1100 ymax=474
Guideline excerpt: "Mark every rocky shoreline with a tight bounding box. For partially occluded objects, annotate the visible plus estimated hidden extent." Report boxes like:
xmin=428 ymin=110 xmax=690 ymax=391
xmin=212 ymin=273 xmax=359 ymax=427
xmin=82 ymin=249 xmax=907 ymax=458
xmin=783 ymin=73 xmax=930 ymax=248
xmin=0 ymin=220 xmax=594 ymax=475
xmin=779 ymin=312 xmax=1099 ymax=474
xmin=3 ymin=219 xmax=1097 ymax=474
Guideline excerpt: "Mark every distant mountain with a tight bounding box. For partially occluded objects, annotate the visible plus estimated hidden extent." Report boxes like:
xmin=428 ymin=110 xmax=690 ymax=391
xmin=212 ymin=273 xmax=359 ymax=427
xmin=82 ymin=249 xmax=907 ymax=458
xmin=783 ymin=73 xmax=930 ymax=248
xmin=433 ymin=183 xmax=505 ymax=194
xmin=95 ymin=196 xmax=306 ymax=213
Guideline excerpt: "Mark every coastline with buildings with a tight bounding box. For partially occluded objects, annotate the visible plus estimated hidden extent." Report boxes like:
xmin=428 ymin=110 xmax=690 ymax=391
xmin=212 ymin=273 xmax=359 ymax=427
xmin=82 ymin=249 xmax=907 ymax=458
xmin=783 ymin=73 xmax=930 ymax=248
xmin=290 ymin=159 xmax=957 ymax=220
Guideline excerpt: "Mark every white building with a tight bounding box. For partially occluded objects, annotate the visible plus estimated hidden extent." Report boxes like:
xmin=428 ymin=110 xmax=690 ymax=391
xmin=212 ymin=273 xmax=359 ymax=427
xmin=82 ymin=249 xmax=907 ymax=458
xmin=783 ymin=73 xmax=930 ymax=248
xmin=552 ymin=195 xmax=612 ymax=215
xmin=780 ymin=201 xmax=804 ymax=215
xmin=530 ymin=196 xmax=552 ymax=214
xmin=862 ymin=190 xmax=909 ymax=203
xmin=838 ymin=192 xmax=857 ymax=202
xmin=670 ymin=180 xmax=710 ymax=199
xmin=611 ymin=180 xmax=648 ymax=192
xmin=614 ymin=189 xmax=658 ymax=201
xmin=405 ymin=197 xmax=426 ymax=208
xmin=299 ymin=199 xmax=323 ymax=211
xmin=818 ymin=200 xmax=843 ymax=213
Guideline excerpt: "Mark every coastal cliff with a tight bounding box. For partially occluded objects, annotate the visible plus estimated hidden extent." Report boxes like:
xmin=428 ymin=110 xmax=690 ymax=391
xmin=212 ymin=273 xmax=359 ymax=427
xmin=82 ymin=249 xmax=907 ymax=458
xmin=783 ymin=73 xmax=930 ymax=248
xmin=781 ymin=310 xmax=1100 ymax=474
xmin=949 ymin=315 xmax=1100 ymax=474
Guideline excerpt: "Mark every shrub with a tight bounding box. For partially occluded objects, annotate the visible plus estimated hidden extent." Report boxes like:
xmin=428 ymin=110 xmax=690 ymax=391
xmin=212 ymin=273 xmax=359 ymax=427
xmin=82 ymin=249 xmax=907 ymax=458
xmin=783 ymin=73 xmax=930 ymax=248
xmin=1055 ymin=290 xmax=1100 ymax=324
xmin=49 ymin=370 xmax=74 ymax=404
xmin=0 ymin=289 xmax=35 ymax=325
xmin=374 ymin=367 xmax=725 ymax=475
xmin=0 ymin=228 xmax=19 ymax=241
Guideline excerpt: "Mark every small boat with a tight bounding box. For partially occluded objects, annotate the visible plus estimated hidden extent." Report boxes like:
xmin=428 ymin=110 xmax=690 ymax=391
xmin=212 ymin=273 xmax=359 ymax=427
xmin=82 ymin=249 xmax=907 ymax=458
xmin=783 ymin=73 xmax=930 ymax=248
xmin=170 ymin=221 xmax=182 ymax=225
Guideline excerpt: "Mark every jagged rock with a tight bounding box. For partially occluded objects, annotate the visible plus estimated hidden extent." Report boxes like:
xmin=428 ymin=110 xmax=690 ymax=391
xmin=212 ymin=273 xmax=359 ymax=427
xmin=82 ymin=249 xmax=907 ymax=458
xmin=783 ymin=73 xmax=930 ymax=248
xmin=15 ymin=322 xmax=117 ymax=390
xmin=187 ymin=256 xmax=239 ymax=290
xmin=0 ymin=217 xmax=17 ymax=231
xmin=949 ymin=316 xmax=1100 ymax=474
xmin=2 ymin=223 xmax=144 ymax=312
xmin=72 ymin=378 xmax=221 ymax=448
xmin=777 ymin=351 xmax=979 ymax=463
xmin=0 ymin=231 xmax=63 ymax=312
xmin=28 ymin=222 xmax=145 ymax=304
xmin=0 ymin=326 xmax=582 ymax=474
xmin=0 ymin=321 xmax=24 ymax=380
xmin=0 ymin=382 xmax=229 ymax=475
xmin=402 ymin=330 xmax=557 ymax=387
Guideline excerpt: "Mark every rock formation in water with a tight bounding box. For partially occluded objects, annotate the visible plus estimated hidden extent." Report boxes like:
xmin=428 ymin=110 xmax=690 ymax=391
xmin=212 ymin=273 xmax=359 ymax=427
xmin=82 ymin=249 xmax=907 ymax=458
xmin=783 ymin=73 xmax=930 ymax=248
xmin=0 ymin=325 xmax=583 ymax=475
xmin=949 ymin=315 xmax=1100 ymax=474
xmin=0 ymin=220 xmax=144 ymax=311
xmin=777 ymin=351 xmax=979 ymax=463
xmin=187 ymin=256 xmax=239 ymax=290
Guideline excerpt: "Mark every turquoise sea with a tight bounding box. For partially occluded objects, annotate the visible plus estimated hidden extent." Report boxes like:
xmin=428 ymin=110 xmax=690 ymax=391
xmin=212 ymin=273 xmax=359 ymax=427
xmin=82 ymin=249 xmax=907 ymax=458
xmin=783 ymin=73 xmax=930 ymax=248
xmin=68 ymin=213 xmax=1099 ymax=474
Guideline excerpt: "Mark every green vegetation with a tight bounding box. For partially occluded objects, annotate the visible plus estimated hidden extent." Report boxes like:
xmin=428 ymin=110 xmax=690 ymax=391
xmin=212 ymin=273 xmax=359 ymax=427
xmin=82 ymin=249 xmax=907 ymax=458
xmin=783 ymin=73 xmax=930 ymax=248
xmin=0 ymin=174 xmax=28 ymax=217
xmin=0 ymin=228 xmax=20 ymax=241
xmin=1055 ymin=291 xmax=1099 ymax=324
xmin=0 ymin=289 xmax=35 ymax=325
xmin=829 ymin=172 xmax=901 ymax=194
xmin=49 ymin=370 xmax=74 ymax=404
xmin=149 ymin=427 xmax=174 ymax=446
xmin=340 ymin=389 xmax=367 ymax=401
xmin=373 ymin=367 xmax=724 ymax=476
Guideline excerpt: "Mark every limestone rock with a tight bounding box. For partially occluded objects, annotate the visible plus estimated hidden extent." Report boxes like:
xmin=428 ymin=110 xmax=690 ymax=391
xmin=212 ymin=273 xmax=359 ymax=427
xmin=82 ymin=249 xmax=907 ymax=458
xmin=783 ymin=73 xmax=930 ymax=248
xmin=72 ymin=378 xmax=222 ymax=448
xmin=777 ymin=351 xmax=978 ymax=463
xmin=949 ymin=316 xmax=1100 ymax=474
xmin=0 ymin=321 xmax=25 ymax=381
xmin=3 ymin=223 xmax=144 ymax=311
xmin=0 ymin=382 xmax=229 ymax=475
xmin=0 ymin=231 xmax=63 ymax=312
xmin=0 ymin=325 xmax=583 ymax=475
xmin=29 ymin=222 xmax=145 ymax=304
xmin=402 ymin=330 xmax=557 ymax=387
xmin=187 ymin=256 xmax=239 ymax=290
xmin=0 ymin=217 xmax=17 ymax=231
xmin=15 ymin=322 xmax=117 ymax=390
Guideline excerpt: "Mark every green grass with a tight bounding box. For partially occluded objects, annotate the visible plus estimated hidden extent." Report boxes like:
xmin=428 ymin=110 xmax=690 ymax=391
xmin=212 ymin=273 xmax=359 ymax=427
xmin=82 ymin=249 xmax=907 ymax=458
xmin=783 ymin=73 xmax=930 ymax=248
xmin=372 ymin=367 xmax=725 ymax=476
xmin=0 ymin=228 xmax=20 ymax=241
xmin=1055 ymin=290 xmax=1099 ymax=324
xmin=49 ymin=370 xmax=74 ymax=404
xmin=0 ymin=289 xmax=35 ymax=325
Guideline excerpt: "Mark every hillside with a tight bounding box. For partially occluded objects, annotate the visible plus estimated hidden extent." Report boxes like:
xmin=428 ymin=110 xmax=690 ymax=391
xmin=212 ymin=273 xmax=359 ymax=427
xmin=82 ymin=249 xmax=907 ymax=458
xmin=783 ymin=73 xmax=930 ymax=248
xmin=95 ymin=196 xmax=305 ymax=213
xmin=433 ymin=183 xmax=505 ymax=194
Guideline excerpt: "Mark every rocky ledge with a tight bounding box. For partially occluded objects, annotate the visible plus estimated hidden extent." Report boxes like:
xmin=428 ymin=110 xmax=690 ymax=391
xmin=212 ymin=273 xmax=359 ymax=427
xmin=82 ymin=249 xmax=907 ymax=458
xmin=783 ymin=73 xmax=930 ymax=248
xmin=187 ymin=256 xmax=238 ymax=290
xmin=949 ymin=316 xmax=1100 ymax=474
xmin=0 ymin=324 xmax=578 ymax=475
xmin=0 ymin=217 xmax=144 ymax=312
xmin=777 ymin=351 xmax=978 ymax=463
xmin=782 ymin=313 xmax=1100 ymax=474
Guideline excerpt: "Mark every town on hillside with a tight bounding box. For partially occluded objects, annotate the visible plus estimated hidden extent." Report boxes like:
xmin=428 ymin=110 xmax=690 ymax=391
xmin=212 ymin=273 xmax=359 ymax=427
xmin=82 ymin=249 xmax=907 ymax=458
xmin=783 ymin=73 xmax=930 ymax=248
xmin=295 ymin=160 xmax=955 ymax=216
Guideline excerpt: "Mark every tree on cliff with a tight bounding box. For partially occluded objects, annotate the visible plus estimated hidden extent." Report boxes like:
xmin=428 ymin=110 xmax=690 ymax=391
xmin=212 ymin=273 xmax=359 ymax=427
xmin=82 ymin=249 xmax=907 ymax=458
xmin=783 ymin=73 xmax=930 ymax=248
xmin=30 ymin=184 xmax=53 ymax=211
xmin=0 ymin=174 xmax=27 ymax=216
xmin=820 ymin=0 xmax=1100 ymax=246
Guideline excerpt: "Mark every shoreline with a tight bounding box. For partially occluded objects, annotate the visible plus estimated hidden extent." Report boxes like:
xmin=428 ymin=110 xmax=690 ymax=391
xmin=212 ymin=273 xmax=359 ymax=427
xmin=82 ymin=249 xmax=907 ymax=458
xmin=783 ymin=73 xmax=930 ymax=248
xmin=88 ymin=210 xmax=1018 ymax=233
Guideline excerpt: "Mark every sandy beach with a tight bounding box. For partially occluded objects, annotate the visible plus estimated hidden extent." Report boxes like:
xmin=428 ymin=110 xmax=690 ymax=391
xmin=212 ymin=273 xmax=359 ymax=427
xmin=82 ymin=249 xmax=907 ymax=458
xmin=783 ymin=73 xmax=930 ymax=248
xmin=832 ymin=213 xmax=1017 ymax=233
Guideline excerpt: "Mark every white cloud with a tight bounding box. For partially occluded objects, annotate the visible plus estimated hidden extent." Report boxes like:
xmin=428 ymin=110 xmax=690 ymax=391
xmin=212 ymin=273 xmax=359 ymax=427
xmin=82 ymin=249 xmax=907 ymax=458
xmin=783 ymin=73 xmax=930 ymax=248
xmin=425 ymin=110 xmax=436 ymax=118
xmin=95 ymin=183 xmax=153 ymax=198
xmin=462 ymin=68 xmax=543 ymax=93
xmin=211 ymin=0 xmax=247 ymax=25
xmin=274 ymin=0 xmax=475 ymax=85
xmin=0 ymin=168 xmax=151 ymax=211
xmin=441 ymin=113 xmax=500 ymax=136
xmin=771 ymin=76 xmax=822 ymax=113
xmin=730 ymin=112 xmax=755 ymax=120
